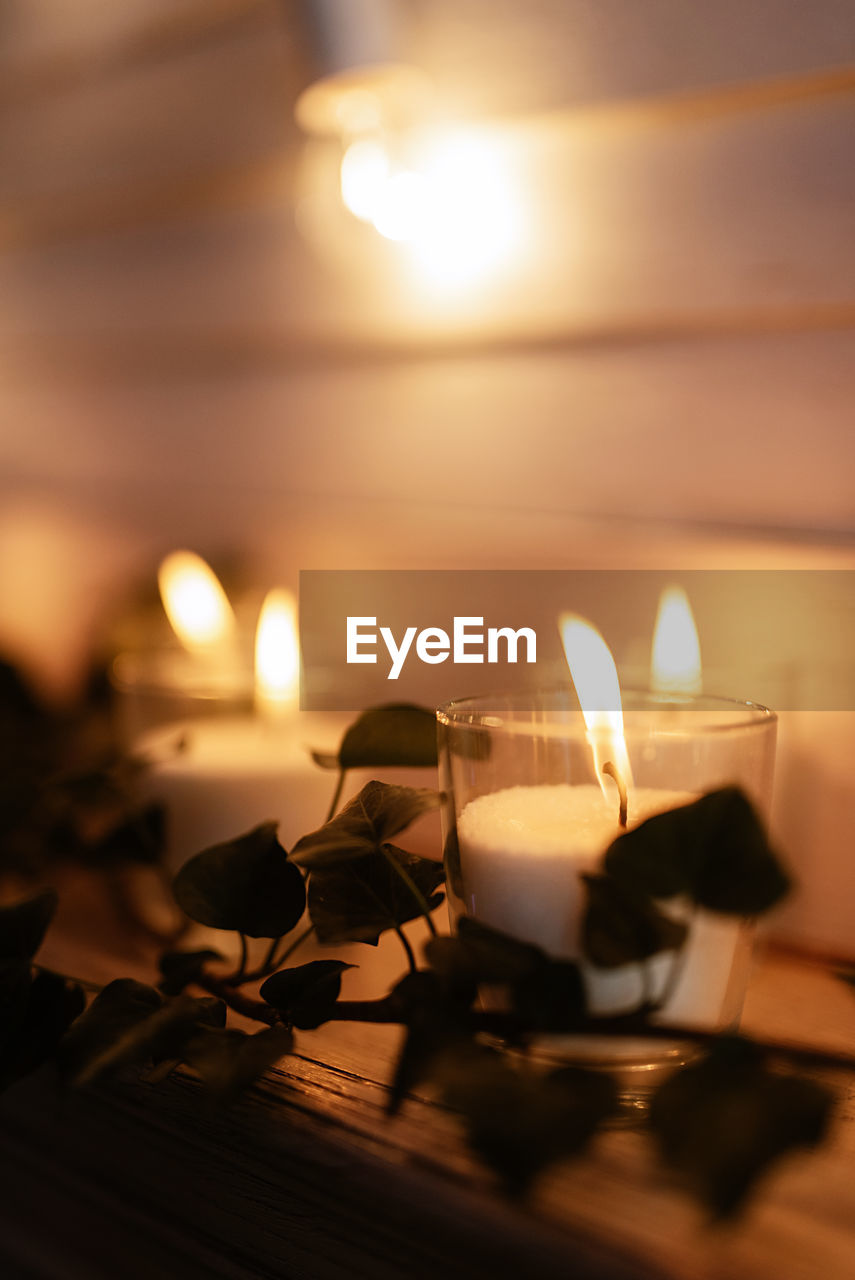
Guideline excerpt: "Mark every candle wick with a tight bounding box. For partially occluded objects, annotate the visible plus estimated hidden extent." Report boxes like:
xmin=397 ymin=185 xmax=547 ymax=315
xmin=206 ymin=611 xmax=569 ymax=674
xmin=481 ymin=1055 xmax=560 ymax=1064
xmin=602 ymin=761 xmax=628 ymax=828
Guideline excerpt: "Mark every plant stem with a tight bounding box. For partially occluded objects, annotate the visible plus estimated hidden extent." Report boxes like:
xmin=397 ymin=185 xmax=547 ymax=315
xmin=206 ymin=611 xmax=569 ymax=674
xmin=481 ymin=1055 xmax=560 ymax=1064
xmin=393 ymin=924 xmax=417 ymax=973
xmin=321 ymin=998 xmax=855 ymax=1073
xmin=195 ymin=971 xmax=278 ymax=1025
xmin=232 ymin=932 xmax=248 ymax=983
xmin=325 ymin=768 xmax=347 ymax=823
xmin=378 ymin=843 xmax=439 ymax=937
xmin=272 ymin=922 xmax=316 ymax=970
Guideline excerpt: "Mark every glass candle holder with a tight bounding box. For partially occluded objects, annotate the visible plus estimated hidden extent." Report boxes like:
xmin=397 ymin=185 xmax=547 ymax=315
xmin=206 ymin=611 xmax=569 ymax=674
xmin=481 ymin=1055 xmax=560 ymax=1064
xmin=437 ymin=688 xmax=777 ymax=1100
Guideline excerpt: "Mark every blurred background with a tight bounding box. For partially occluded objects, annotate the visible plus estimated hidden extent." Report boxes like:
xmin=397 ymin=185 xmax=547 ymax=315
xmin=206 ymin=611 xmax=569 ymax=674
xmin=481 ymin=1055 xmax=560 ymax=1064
xmin=0 ymin=1 xmax=853 ymax=954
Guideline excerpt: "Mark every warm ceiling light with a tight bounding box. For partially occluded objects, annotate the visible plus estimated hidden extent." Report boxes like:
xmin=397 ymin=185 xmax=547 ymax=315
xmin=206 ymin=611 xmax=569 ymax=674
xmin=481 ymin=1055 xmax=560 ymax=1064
xmin=650 ymin=585 xmax=703 ymax=695
xmin=157 ymin=551 xmax=236 ymax=654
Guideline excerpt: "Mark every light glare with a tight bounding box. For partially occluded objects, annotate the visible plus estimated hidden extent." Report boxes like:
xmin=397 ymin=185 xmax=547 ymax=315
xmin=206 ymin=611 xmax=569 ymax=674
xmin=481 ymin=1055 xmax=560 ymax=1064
xmin=339 ymin=128 xmax=522 ymax=288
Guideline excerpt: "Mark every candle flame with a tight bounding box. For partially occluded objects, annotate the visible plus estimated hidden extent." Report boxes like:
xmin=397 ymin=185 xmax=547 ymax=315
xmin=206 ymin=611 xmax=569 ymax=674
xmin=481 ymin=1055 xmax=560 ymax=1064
xmin=255 ymin=589 xmax=299 ymax=717
xmin=559 ymin=613 xmax=633 ymax=801
xmin=651 ymin=585 xmax=702 ymax=695
xmin=158 ymin=551 xmax=236 ymax=653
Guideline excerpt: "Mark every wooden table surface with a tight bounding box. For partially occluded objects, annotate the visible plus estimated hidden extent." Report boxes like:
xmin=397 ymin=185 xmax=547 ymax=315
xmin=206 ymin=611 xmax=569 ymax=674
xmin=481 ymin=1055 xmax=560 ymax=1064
xmin=2 ymin=868 xmax=855 ymax=1280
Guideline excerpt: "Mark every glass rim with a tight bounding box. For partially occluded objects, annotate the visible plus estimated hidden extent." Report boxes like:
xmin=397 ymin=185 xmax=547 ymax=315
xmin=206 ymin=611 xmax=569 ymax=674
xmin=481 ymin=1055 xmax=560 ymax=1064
xmin=436 ymin=686 xmax=776 ymax=735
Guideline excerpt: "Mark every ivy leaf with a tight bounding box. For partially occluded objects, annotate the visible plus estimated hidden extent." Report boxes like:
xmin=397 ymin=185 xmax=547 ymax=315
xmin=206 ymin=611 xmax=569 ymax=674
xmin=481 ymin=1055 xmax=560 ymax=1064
xmin=291 ymin=781 xmax=442 ymax=869
xmin=59 ymin=978 xmax=164 ymax=1081
xmin=0 ymin=969 xmax=86 ymax=1091
xmin=67 ymin=991 xmax=226 ymax=1087
xmin=307 ymin=844 xmax=445 ymax=945
xmin=511 ymin=961 xmax=587 ymax=1034
xmin=310 ymin=751 xmax=339 ymax=770
xmin=336 ymin=704 xmax=439 ymax=770
xmin=260 ymin=960 xmax=355 ymax=1029
xmin=581 ymin=874 xmax=688 ymax=968
xmin=387 ymin=970 xmax=474 ymax=1114
xmin=0 ymin=889 xmax=58 ymax=959
xmin=172 ymin=822 xmax=306 ymax=938
xmin=183 ymin=1024 xmax=293 ymax=1102
xmin=606 ymin=787 xmax=790 ymax=915
xmin=425 ymin=922 xmax=585 ymax=1035
xmin=86 ymin=803 xmax=166 ymax=867
xmin=435 ymin=1043 xmax=616 ymax=1195
xmin=649 ymin=1035 xmax=833 ymax=1218
xmin=0 ymin=958 xmax=36 ymax=1036
xmin=158 ymin=949 xmax=225 ymax=996
xmin=425 ymin=917 xmax=548 ymax=986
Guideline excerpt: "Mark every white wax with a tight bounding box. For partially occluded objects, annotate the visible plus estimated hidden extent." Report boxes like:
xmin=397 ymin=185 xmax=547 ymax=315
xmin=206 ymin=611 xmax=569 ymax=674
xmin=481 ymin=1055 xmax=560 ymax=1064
xmin=138 ymin=715 xmax=440 ymax=869
xmin=457 ymin=784 xmax=746 ymax=1027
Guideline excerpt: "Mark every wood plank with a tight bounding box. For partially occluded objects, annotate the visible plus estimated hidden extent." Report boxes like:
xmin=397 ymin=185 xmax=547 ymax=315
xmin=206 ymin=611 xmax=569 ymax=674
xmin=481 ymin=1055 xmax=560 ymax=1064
xmin=3 ymin=898 xmax=855 ymax=1280
xmin=0 ymin=331 xmax=852 ymax=535
xmin=411 ymin=0 xmax=855 ymax=116
xmin=1 ymin=91 xmax=852 ymax=339
xmin=0 ymin=5 xmax=300 ymax=206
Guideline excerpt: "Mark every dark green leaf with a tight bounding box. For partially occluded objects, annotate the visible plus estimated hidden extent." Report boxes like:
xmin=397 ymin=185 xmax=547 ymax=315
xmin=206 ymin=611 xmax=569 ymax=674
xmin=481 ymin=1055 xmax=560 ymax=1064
xmin=183 ymin=1024 xmax=293 ymax=1102
xmin=0 ymin=958 xmax=36 ymax=1037
xmin=260 ymin=960 xmax=355 ymax=1029
xmin=307 ymin=844 xmax=445 ymax=945
xmin=0 ymin=969 xmax=86 ymax=1091
xmin=581 ymin=874 xmax=688 ymax=967
xmin=606 ymin=788 xmax=790 ymax=916
xmin=387 ymin=970 xmax=474 ymax=1113
xmin=511 ymin=961 xmax=587 ymax=1034
xmin=172 ymin=822 xmax=306 ymax=938
xmin=0 ymin=889 xmax=58 ymax=959
xmin=650 ymin=1035 xmax=833 ymax=1217
xmin=310 ymin=751 xmax=339 ymax=770
xmin=158 ymin=948 xmax=225 ymax=996
xmin=68 ymin=992 xmax=226 ymax=1087
xmin=59 ymin=978 xmax=164 ymax=1081
xmin=291 ymin=781 xmax=442 ymax=869
xmin=425 ymin=917 xmax=548 ymax=986
xmin=435 ymin=1043 xmax=616 ymax=1195
xmin=337 ymin=704 xmax=439 ymax=769
xmin=87 ymin=804 xmax=166 ymax=867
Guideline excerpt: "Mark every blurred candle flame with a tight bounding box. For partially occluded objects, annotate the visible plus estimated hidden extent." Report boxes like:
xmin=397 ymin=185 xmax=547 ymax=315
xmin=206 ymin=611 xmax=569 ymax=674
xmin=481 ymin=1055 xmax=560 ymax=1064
xmin=255 ymin=589 xmax=300 ymax=718
xmin=158 ymin=551 xmax=236 ymax=654
xmin=651 ymin=586 xmax=702 ymax=695
xmin=559 ymin=613 xmax=633 ymax=802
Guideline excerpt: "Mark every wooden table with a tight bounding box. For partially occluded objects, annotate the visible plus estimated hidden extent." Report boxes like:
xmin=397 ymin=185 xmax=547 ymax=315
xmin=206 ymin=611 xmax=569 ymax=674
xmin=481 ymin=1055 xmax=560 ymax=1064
xmin=2 ymin=870 xmax=854 ymax=1280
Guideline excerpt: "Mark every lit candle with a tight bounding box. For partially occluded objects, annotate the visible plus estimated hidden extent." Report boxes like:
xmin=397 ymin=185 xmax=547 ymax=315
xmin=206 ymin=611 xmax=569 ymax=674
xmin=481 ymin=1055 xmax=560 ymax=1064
xmin=450 ymin=612 xmax=750 ymax=1029
xmin=139 ymin=584 xmax=438 ymax=866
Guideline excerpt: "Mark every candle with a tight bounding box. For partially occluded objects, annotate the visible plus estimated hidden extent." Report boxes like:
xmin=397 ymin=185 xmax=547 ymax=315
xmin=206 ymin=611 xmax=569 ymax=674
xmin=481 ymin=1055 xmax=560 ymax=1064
xmin=438 ymin=609 xmax=776 ymax=1060
xmin=456 ymin=783 xmax=746 ymax=1025
xmin=138 ymin=714 xmax=342 ymax=866
xmin=137 ymin=583 xmax=440 ymax=867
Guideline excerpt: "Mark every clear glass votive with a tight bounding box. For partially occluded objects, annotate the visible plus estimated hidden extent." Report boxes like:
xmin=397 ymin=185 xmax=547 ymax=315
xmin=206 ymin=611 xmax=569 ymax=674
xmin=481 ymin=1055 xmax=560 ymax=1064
xmin=437 ymin=688 xmax=777 ymax=1099
xmin=110 ymin=647 xmax=254 ymax=744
